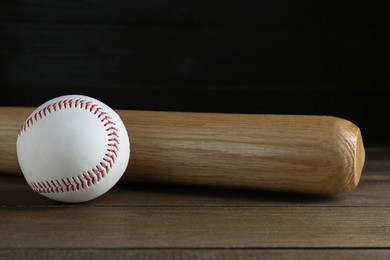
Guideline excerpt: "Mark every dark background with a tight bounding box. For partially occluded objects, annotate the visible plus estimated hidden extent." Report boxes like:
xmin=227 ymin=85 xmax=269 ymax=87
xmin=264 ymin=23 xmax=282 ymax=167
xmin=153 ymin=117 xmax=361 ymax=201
xmin=1 ymin=1 xmax=389 ymax=143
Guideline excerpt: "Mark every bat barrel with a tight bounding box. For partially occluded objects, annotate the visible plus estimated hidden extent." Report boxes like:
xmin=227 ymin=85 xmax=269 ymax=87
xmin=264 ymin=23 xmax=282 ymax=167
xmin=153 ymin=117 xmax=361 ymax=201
xmin=120 ymin=110 xmax=364 ymax=194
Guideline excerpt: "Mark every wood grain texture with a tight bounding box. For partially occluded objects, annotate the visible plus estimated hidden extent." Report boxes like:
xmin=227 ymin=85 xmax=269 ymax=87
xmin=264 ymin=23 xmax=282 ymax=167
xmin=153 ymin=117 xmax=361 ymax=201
xmin=0 ymin=150 xmax=386 ymax=207
xmin=1 ymin=206 xmax=390 ymax=248
xmin=0 ymin=2 xmax=387 ymax=258
xmin=0 ymin=149 xmax=388 ymax=257
xmin=1 ymin=249 xmax=390 ymax=260
xmin=0 ymin=106 xmax=364 ymax=194
xmin=0 ymin=149 xmax=386 ymax=205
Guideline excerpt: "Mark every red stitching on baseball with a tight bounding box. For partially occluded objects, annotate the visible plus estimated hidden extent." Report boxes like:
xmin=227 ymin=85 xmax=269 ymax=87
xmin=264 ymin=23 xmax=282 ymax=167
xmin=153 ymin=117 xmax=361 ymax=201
xmin=93 ymin=168 xmax=101 ymax=181
xmin=78 ymin=176 xmax=85 ymax=189
xmin=106 ymin=126 xmax=118 ymax=132
xmin=108 ymin=132 xmax=119 ymax=138
xmin=85 ymin=101 xmax=92 ymax=110
xmin=108 ymin=137 xmax=119 ymax=144
xmin=107 ymin=149 xmax=117 ymax=157
xmin=101 ymin=115 xmax=112 ymax=121
xmin=108 ymin=143 xmax=119 ymax=151
xmin=88 ymin=171 xmax=95 ymax=184
xmin=45 ymin=181 xmax=53 ymax=192
xmin=88 ymin=104 xmax=95 ymax=112
xmin=18 ymin=98 xmax=121 ymax=194
xmin=105 ymin=153 xmax=116 ymax=163
xmin=94 ymin=107 xmax=102 ymax=114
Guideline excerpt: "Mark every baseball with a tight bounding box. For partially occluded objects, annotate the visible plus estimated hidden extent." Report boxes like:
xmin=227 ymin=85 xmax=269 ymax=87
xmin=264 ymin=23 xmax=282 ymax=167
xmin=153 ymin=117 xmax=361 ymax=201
xmin=16 ymin=95 xmax=130 ymax=203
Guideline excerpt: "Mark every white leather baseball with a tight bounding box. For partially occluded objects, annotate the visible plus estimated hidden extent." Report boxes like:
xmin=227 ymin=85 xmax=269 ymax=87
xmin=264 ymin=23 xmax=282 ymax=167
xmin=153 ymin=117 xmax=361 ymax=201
xmin=16 ymin=95 xmax=130 ymax=203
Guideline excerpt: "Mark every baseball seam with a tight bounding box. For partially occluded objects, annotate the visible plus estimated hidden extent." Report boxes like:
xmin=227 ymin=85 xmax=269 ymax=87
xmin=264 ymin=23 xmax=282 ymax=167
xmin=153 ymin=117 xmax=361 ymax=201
xmin=17 ymin=98 xmax=120 ymax=194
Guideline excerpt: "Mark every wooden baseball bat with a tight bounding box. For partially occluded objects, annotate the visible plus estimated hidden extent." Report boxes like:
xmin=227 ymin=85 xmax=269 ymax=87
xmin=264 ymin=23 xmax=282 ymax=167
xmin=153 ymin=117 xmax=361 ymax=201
xmin=0 ymin=107 xmax=364 ymax=195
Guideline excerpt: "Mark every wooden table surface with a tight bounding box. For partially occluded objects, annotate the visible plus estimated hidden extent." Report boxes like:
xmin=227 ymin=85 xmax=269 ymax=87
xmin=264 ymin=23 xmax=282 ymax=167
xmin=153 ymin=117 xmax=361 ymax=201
xmin=0 ymin=147 xmax=389 ymax=259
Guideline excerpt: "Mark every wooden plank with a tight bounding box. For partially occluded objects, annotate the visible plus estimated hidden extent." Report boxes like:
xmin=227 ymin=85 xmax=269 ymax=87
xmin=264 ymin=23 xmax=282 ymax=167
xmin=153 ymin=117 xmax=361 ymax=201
xmin=1 ymin=249 xmax=390 ymax=260
xmin=361 ymin=148 xmax=390 ymax=182
xmin=1 ymin=207 xmax=390 ymax=248
xmin=106 ymin=181 xmax=390 ymax=207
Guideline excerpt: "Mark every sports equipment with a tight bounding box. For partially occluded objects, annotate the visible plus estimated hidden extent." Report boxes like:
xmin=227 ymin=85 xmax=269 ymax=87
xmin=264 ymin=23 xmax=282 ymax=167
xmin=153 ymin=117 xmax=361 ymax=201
xmin=15 ymin=95 xmax=130 ymax=203
xmin=0 ymin=106 xmax=364 ymax=196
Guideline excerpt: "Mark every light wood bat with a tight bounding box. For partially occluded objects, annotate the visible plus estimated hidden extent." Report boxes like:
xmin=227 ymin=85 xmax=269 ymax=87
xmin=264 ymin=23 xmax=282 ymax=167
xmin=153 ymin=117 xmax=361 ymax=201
xmin=0 ymin=107 xmax=365 ymax=195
